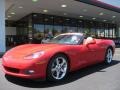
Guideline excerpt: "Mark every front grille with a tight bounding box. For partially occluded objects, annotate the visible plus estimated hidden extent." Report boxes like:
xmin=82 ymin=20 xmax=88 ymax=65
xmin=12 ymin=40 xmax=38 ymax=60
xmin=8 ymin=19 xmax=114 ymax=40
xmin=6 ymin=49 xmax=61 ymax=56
xmin=4 ymin=66 xmax=20 ymax=73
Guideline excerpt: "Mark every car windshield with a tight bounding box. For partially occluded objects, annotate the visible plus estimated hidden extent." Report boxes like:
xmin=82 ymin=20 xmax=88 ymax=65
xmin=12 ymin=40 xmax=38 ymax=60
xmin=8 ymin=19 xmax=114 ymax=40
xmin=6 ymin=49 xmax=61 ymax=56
xmin=47 ymin=34 xmax=83 ymax=45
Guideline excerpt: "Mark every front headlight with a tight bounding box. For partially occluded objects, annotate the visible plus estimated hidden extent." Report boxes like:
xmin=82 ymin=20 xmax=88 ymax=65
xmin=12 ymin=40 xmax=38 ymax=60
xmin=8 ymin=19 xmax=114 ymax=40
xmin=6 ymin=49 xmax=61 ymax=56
xmin=24 ymin=51 xmax=45 ymax=60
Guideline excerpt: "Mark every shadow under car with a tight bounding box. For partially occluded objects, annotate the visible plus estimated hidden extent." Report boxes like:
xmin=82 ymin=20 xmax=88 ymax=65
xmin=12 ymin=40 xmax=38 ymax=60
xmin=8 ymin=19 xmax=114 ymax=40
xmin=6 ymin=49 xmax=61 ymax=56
xmin=5 ymin=60 xmax=120 ymax=88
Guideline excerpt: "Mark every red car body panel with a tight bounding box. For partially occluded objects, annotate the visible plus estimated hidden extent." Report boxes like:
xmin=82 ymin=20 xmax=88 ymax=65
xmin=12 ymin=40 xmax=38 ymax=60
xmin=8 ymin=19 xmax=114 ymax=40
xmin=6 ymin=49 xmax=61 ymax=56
xmin=2 ymin=38 xmax=115 ymax=79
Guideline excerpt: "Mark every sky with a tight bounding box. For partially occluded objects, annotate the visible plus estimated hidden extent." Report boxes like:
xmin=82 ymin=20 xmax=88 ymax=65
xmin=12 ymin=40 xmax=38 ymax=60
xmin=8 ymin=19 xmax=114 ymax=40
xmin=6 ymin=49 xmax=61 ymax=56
xmin=97 ymin=0 xmax=120 ymax=8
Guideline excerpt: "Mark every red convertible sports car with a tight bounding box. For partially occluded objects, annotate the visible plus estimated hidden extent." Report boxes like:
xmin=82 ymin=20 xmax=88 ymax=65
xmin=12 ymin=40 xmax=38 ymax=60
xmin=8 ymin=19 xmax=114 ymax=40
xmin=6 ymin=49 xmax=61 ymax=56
xmin=2 ymin=33 xmax=115 ymax=81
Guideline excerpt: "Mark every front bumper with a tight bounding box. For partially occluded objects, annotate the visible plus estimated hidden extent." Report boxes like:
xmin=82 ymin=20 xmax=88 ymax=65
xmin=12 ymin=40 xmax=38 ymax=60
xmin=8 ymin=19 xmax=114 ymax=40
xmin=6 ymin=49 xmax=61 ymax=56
xmin=2 ymin=58 xmax=48 ymax=79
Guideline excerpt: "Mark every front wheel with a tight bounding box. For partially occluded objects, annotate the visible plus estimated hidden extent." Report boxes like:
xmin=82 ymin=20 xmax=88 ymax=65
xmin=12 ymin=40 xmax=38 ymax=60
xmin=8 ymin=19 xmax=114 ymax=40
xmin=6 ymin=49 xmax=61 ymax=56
xmin=104 ymin=48 xmax=113 ymax=64
xmin=47 ymin=54 xmax=69 ymax=81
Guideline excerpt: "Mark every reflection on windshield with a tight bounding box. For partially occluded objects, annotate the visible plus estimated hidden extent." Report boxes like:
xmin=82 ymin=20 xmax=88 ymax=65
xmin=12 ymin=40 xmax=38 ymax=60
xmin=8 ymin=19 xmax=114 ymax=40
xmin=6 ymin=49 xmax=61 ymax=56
xmin=47 ymin=34 xmax=82 ymax=45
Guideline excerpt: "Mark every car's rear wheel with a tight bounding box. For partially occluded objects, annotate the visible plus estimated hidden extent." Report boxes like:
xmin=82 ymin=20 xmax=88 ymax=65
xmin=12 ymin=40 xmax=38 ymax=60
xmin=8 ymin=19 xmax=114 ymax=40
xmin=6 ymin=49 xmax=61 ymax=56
xmin=104 ymin=48 xmax=113 ymax=64
xmin=47 ymin=54 xmax=69 ymax=81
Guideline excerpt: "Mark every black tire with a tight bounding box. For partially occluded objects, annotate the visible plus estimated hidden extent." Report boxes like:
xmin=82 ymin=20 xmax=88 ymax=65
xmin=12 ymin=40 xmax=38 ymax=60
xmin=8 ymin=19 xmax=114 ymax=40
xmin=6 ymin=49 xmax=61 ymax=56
xmin=104 ymin=48 xmax=113 ymax=64
xmin=47 ymin=54 xmax=69 ymax=81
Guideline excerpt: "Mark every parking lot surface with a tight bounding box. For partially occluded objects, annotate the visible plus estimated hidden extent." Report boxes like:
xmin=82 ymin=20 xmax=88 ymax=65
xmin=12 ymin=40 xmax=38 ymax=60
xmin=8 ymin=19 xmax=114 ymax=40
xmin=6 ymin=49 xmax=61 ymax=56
xmin=0 ymin=48 xmax=120 ymax=90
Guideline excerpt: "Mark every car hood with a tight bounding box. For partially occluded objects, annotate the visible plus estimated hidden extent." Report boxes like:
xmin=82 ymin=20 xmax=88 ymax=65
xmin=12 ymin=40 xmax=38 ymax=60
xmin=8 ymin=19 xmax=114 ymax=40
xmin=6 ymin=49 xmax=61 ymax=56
xmin=4 ymin=44 xmax=63 ymax=58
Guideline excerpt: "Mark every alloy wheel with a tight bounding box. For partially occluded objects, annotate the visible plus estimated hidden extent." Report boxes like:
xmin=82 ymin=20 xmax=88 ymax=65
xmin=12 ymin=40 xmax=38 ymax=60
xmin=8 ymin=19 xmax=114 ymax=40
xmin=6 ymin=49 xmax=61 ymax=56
xmin=105 ymin=48 xmax=113 ymax=64
xmin=51 ymin=57 xmax=68 ymax=80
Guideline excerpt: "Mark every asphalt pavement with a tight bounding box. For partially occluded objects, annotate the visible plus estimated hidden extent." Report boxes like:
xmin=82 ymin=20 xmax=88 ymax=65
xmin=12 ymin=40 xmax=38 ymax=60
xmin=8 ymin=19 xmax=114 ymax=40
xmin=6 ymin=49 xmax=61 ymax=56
xmin=0 ymin=48 xmax=120 ymax=90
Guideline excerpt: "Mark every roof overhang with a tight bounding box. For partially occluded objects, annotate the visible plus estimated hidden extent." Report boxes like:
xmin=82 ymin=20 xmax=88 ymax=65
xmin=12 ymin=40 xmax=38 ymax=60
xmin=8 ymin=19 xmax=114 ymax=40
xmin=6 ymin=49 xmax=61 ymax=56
xmin=76 ymin=0 xmax=120 ymax=13
xmin=5 ymin=0 xmax=120 ymax=23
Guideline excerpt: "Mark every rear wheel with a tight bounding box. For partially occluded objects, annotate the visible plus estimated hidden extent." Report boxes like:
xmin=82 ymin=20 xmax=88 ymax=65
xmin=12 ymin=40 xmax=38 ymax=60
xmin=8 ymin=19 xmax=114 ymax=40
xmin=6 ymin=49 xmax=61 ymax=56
xmin=104 ymin=48 xmax=113 ymax=64
xmin=47 ymin=54 xmax=69 ymax=81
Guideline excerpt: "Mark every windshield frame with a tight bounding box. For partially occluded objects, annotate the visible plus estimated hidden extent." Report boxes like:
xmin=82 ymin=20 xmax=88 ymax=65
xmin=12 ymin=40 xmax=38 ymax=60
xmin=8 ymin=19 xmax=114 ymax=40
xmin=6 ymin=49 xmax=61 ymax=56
xmin=46 ymin=34 xmax=84 ymax=45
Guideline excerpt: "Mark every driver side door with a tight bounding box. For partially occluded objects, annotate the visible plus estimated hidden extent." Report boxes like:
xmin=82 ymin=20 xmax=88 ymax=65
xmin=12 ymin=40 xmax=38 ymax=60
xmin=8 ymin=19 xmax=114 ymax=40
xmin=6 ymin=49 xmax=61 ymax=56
xmin=77 ymin=38 xmax=100 ymax=66
xmin=83 ymin=43 xmax=99 ymax=64
xmin=69 ymin=44 xmax=97 ymax=70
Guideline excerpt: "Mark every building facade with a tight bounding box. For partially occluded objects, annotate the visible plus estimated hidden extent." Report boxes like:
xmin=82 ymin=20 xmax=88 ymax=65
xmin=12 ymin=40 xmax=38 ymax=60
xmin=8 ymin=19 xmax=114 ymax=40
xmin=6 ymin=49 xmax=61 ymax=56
xmin=6 ymin=13 xmax=118 ymax=47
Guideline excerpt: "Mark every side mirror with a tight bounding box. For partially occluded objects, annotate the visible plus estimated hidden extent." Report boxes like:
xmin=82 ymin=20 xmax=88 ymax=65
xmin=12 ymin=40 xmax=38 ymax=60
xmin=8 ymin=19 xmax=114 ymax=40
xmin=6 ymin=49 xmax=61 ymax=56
xmin=84 ymin=37 xmax=96 ymax=46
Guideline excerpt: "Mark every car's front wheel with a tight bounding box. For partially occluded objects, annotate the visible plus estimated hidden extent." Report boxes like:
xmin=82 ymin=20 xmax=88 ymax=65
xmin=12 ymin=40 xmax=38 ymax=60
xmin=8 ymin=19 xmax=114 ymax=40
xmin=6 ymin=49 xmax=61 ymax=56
xmin=104 ymin=48 xmax=113 ymax=64
xmin=47 ymin=54 xmax=69 ymax=81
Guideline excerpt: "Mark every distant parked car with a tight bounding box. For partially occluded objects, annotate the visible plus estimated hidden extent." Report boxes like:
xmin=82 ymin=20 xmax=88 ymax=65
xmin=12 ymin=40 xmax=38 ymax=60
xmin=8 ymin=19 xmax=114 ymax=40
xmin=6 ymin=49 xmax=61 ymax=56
xmin=2 ymin=33 xmax=115 ymax=81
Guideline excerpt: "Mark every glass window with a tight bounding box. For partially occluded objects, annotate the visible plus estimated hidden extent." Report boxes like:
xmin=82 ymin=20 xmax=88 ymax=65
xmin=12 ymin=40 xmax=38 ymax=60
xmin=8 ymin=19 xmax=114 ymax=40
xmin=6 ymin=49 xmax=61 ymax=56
xmin=63 ymin=26 xmax=76 ymax=33
xmin=54 ymin=16 xmax=63 ymax=25
xmin=78 ymin=27 xmax=84 ymax=33
xmin=99 ymin=28 xmax=105 ymax=37
xmin=16 ymin=13 xmax=118 ymax=44
xmin=109 ymin=29 xmax=113 ymax=38
xmin=54 ymin=25 xmax=63 ymax=36
xmin=33 ymin=24 xmax=44 ymax=36
xmin=44 ymin=25 xmax=54 ymax=39
xmin=63 ymin=26 xmax=69 ymax=33
xmin=32 ymin=14 xmax=44 ymax=24
xmin=45 ymin=25 xmax=53 ymax=33
xmin=90 ymin=28 xmax=96 ymax=37
xmin=34 ymin=24 xmax=44 ymax=32
xmin=112 ymin=28 xmax=116 ymax=38
xmin=69 ymin=27 xmax=77 ymax=32
xmin=105 ymin=28 xmax=109 ymax=37
xmin=77 ymin=20 xmax=84 ymax=33
xmin=44 ymin=15 xmax=54 ymax=25
xmin=33 ymin=24 xmax=44 ymax=43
